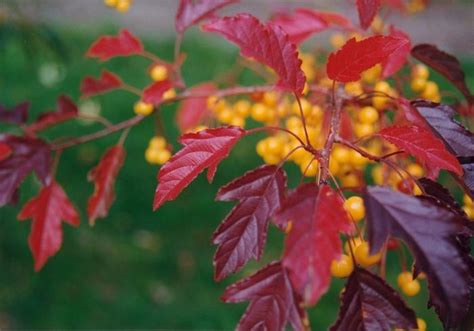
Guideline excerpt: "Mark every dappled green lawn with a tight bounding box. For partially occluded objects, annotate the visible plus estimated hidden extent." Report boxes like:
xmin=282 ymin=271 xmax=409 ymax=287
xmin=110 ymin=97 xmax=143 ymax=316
xmin=1 ymin=27 xmax=472 ymax=330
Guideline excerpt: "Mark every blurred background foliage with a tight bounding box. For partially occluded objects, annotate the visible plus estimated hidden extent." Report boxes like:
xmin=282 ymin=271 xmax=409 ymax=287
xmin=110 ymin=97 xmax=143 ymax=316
xmin=0 ymin=1 xmax=473 ymax=330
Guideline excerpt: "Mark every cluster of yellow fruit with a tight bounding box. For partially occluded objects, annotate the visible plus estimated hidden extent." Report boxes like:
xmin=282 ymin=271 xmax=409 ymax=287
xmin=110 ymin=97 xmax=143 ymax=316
xmin=397 ymin=270 xmax=424 ymax=297
xmin=208 ymin=97 xmax=251 ymax=128
xmin=462 ymin=194 xmax=474 ymax=219
xmin=145 ymin=136 xmax=171 ymax=165
xmin=104 ymin=0 xmax=133 ymax=13
xmin=372 ymin=162 xmax=425 ymax=195
xmin=410 ymin=64 xmax=441 ymax=102
xmin=332 ymin=195 xmax=426 ymax=301
xmin=134 ymin=64 xmax=176 ymax=117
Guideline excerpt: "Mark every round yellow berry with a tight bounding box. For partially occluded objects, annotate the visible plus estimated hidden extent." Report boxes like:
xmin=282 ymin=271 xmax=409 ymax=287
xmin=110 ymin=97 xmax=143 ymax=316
xmin=411 ymin=77 xmax=427 ymax=93
xmin=358 ymin=106 xmax=379 ymax=124
xmin=344 ymin=82 xmax=364 ymax=96
xmin=150 ymin=64 xmax=168 ymax=82
xmin=206 ymin=96 xmax=218 ymax=109
xmin=421 ymin=81 xmax=440 ymax=101
xmin=233 ymin=100 xmax=251 ymax=117
xmin=300 ymin=158 xmax=319 ymax=177
xmin=341 ymin=173 xmax=360 ymax=188
xmin=262 ymin=92 xmax=278 ymax=107
xmin=407 ymin=163 xmax=424 ymax=178
xmin=251 ymin=103 xmax=269 ymax=122
xmin=412 ymin=64 xmax=430 ymax=80
xmin=354 ymin=242 xmax=382 ymax=267
xmin=230 ymin=116 xmax=245 ymax=128
xmin=401 ymin=279 xmax=421 ymax=296
xmin=397 ymin=271 xmax=413 ymax=288
xmin=463 ymin=206 xmax=474 ymax=219
xmin=349 ymin=149 xmax=368 ymax=168
xmin=344 ymin=238 xmax=363 ymax=255
xmin=344 ymin=196 xmax=365 ymax=222
xmin=463 ymin=194 xmax=473 ymax=206
xmin=156 ymin=149 xmax=172 ymax=164
xmin=134 ymin=101 xmax=154 ymax=116
xmin=292 ymin=98 xmax=312 ymax=117
xmin=162 ymin=88 xmax=176 ymax=100
xmin=145 ymin=148 xmax=160 ymax=164
xmin=354 ymin=123 xmax=375 ymax=138
xmin=256 ymin=139 xmax=268 ymax=157
xmin=217 ymin=107 xmax=233 ymax=124
xmin=417 ymin=318 xmax=427 ymax=331
xmin=332 ymin=146 xmax=350 ymax=164
xmin=330 ymin=255 xmax=354 ymax=278
xmin=149 ymin=136 xmax=166 ymax=149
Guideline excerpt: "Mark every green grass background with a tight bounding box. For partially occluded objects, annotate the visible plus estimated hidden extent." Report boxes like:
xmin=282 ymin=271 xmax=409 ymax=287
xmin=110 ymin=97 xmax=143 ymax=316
xmin=0 ymin=26 xmax=472 ymax=330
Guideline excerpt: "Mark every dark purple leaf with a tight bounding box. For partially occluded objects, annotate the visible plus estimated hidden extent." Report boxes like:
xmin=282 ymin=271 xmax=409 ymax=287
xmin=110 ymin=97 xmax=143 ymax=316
xmin=364 ymin=186 xmax=473 ymax=329
xmin=412 ymin=101 xmax=474 ymax=157
xmin=331 ymin=268 xmax=417 ymax=331
xmin=411 ymin=44 xmax=473 ymax=102
xmin=412 ymin=101 xmax=474 ymax=197
xmin=0 ymin=135 xmax=51 ymax=206
xmin=222 ymin=261 xmax=307 ymax=331
xmin=0 ymin=102 xmax=29 ymax=125
xmin=213 ymin=165 xmax=287 ymax=281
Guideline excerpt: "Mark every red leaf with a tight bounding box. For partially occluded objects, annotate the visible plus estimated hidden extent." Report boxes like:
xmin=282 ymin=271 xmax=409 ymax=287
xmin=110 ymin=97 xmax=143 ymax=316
xmin=0 ymin=143 xmax=12 ymax=162
xmin=411 ymin=44 xmax=473 ymax=102
xmin=27 ymin=95 xmax=78 ymax=133
xmin=270 ymin=8 xmax=329 ymax=45
xmin=0 ymin=135 xmax=51 ymax=206
xmin=0 ymin=101 xmax=29 ymax=125
xmin=356 ymin=0 xmax=381 ymax=30
xmin=311 ymin=10 xmax=354 ymax=30
xmin=87 ymin=145 xmax=126 ymax=226
xmin=81 ymin=70 xmax=123 ymax=98
xmin=176 ymin=82 xmax=216 ymax=132
xmin=278 ymin=184 xmax=353 ymax=305
xmin=327 ymin=35 xmax=409 ymax=82
xmin=364 ymin=186 xmax=472 ymax=329
xmin=397 ymin=98 xmax=429 ymax=128
xmin=213 ymin=165 xmax=287 ymax=280
xmin=18 ymin=181 xmax=80 ymax=271
xmin=203 ymin=13 xmax=306 ymax=95
xmin=175 ymin=0 xmax=239 ymax=33
xmin=381 ymin=26 xmax=411 ymax=78
xmin=142 ymin=80 xmax=174 ymax=105
xmin=222 ymin=261 xmax=307 ymax=331
xmin=86 ymin=29 xmax=143 ymax=61
xmin=153 ymin=126 xmax=244 ymax=210
xmin=378 ymin=125 xmax=463 ymax=177
xmin=331 ymin=268 xmax=417 ymax=330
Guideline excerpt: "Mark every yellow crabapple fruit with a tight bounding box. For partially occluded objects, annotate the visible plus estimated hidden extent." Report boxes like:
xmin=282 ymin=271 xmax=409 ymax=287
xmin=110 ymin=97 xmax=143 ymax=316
xmin=354 ymin=242 xmax=382 ymax=267
xmin=410 ymin=77 xmax=427 ymax=92
xmin=344 ymin=196 xmax=365 ymax=222
xmin=134 ymin=101 xmax=154 ymax=116
xmin=330 ymin=255 xmax=354 ymax=278
xmin=412 ymin=64 xmax=430 ymax=80
xmin=162 ymin=88 xmax=176 ymax=100
xmin=251 ymin=103 xmax=269 ymax=122
xmin=149 ymin=136 xmax=166 ymax=149
xmin=344 ymin=238 xmax=363 ymax=255
xmin=358 ymin=106 xmax=379 ymax=124
xmin=150 ymin=64 xmax=168 ymax=82
xmin=104 ymin=0 xmax=119 ymax=7
xmin=233 ymin=100 xmax=251 ymax=117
